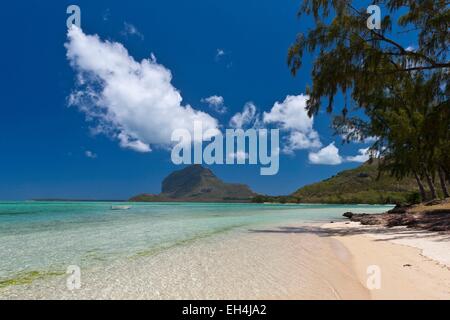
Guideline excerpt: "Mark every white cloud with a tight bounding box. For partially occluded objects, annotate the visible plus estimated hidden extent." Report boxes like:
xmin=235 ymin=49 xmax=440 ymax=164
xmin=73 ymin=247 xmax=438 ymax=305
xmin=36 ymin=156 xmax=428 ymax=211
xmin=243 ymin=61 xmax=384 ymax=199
xmin=345 ymin=147 xmax=370 ymax=163
xmin=229 ymin=102 xmax=259 ymax=129
xmin=285 ymin=131 xmax=322 ymax=153
xmin=308 ymin=142 xmax=343 ymax=165
xmin=263 ymin=95 xmax=313 ymax=131
xmin=308 ymin=144 xmax=373 ymax=165
xmin=118 ymin=132 xmax=151 ymax=153
xmin=85 ymin=150 xmax=97 ymax=158
xmin=263 ymin=95 xmax=322 ymax=153
xmin=201 ymin=95 xmax=227 ymax=114
xmin=121 ymin=22 xmax=144 ymax=39
xmin=66 ymin=26 xmax=219 ymax=153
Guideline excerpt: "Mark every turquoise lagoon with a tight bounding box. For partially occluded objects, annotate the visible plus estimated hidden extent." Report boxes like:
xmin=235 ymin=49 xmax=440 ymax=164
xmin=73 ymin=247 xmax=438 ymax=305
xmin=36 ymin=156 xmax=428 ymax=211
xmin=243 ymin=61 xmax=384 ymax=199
xmin=0 ymin=202 xmax=391 ymax=285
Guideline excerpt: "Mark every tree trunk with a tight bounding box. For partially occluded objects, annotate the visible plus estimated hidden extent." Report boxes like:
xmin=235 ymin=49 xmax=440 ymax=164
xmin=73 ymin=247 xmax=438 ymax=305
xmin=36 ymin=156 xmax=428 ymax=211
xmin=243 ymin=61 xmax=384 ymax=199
xmin=424 ymin=169 xmax=438 ymax=200
xmin=438 ymin=166 xmax=450 ymax=198
xmin=414 ymin=172 xmax=427 ymax=201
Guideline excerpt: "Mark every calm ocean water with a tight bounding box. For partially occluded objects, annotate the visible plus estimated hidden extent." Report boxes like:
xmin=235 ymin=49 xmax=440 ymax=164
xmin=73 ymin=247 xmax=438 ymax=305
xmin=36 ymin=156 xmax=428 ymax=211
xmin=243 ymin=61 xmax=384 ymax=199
xmin=0 ymin=202 xmax=391 ymax=283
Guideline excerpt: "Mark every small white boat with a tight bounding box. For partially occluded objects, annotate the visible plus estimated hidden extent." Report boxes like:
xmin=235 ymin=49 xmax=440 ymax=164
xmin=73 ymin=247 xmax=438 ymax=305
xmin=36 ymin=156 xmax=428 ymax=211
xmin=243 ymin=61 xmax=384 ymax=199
xmin=111 ymin=205 xmax=132 ymax=210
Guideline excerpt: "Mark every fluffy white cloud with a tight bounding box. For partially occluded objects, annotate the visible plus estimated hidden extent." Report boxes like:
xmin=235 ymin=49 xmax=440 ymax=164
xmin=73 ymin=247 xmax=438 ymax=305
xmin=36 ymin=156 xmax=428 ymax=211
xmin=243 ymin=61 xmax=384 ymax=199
xmin=201 ymin=95 xmax=227 ymax=114
xmin=263 ymin=95 xmax=313 ymax=131
xmin=229 ymin=102 xmax=259 ymax=129
xmin=308 ymin=142 xmax=343 ymax=165
xmin=308 ymin=144 xmax=373 ymax=165
xmin=263 ymin=95 xmax=321 ymax=153
xmin=345 ymin=147 xmax=370 ymax=163
xmin=118 ymin=132 xmax=151 ymax=153
xmin=285 ymin=131 xmax=322 ymax=153
xmin=66 ymin=26 xmax=218 ymax=153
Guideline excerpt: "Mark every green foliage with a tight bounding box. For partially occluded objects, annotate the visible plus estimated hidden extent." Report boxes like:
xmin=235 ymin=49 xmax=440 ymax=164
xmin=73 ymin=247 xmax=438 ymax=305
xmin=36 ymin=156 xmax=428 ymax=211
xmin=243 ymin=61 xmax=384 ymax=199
xmin=252 ymin=161 xmax=433 ymax=204
xmin=290 ymin=161 xmax=421 ymax=204
xmin=289 ymin=1 xmax=448 ymax=116
xmin=407 ymin=192 xmax=422 ymax=205
xmin=288 ymin=1 xmax=449 ymax=201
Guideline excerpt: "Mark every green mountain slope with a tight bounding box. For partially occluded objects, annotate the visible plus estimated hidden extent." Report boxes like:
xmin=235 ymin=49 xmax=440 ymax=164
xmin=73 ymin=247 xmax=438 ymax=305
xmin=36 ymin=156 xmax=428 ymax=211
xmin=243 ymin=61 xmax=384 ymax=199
xmin=290 ymin=161 xmax=421 ymax=204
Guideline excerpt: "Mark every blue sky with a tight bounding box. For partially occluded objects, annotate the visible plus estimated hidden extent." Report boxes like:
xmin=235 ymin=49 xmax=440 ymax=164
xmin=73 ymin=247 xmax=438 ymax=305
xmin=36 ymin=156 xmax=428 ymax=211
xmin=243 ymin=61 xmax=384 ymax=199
xmin=0 ymin=0 xmax=386 ymax=200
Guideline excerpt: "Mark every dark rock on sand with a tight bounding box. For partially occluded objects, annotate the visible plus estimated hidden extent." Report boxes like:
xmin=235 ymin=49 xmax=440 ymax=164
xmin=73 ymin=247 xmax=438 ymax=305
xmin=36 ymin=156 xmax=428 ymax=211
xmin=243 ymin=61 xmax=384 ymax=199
xmin=343 ymin=212 xmax=354 ymax=218
xmin=342 ymin=200 xmax=450 ymax=232
xmin=387 ymin=204 xmax=408 ymax=214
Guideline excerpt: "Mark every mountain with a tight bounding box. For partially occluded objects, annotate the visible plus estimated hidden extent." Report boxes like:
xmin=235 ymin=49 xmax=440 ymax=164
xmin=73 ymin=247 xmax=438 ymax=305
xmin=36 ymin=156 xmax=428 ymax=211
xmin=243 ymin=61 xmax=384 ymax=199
xmin=130 ymin=165 xmax=256 ymax=202
xmin=290 ymin=161 xmax=420 ymax=204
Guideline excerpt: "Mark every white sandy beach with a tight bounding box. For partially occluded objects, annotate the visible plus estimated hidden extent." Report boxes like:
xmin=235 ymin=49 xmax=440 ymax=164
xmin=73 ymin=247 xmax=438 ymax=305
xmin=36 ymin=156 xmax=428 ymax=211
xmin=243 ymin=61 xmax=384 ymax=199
xmin=321 ymin=221 xmax=450 ymax=299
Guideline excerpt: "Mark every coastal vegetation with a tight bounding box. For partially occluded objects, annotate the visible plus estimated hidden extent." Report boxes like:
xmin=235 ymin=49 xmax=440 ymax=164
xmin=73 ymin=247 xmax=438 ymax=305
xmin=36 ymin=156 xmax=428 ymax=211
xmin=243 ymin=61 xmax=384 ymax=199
xmin=253 ymin=160 xmax=422 ymax=204
xmin=287 ymin=0 xmax=449 ymax=203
